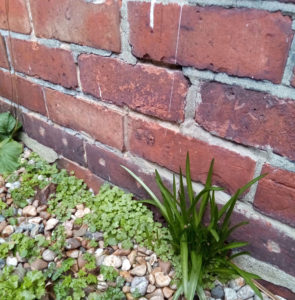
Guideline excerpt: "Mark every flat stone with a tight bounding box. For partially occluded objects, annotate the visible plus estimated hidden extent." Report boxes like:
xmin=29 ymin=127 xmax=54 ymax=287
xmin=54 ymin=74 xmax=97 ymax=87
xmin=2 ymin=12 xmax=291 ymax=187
xmin=29 ymin=217 xmax=43 ymax=224
xmin=66 ymin=249 xmax=79 ymax=258
xmin=131 ymin=276 xmax=149 ymax=296
xmin=0 ymin=221 xmax=8 ymax=233
xmin=45 ymin=218 xmax=59 ymax=231
xmin=22 ymin=205 xmax=37 ymax=217
xmin=30 ymin=258 xmax=48 ymax=270
xmin=149 ymin=296 xmax=164 ymax=300
xmin=154 ymin=272 xmax=171 ymax=287
xmin=42 ymin=249 xmax=57 ymax=262
xmin=65 ymin=238 xmax=81 ymax=250
xmin=159 ymin=260 xmax=171 ymax=274
xmin=131 ymin=264 xmax=147 ymax=276
xmin=73 ymin=224 xmax=88 ymax=237
xmin=147 ymin=284 xmax=156 ymax=293
xmin=237 ymin=285 xmax=255 ymax=299
xmin=97 ymin=282 xmax=108 ymax=291
xmin=128 ymin=250 xmax=137 ymax=265
xmin=102 ymin=255 xmax=122 ymax=268
xmin=224 ymin=288 xmax=237 ymax=300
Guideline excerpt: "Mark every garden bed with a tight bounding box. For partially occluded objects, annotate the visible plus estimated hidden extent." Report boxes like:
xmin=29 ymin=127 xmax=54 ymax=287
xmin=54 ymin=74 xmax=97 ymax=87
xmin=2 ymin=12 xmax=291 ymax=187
xmin=0 ymin=148 xmax=285 ymax=300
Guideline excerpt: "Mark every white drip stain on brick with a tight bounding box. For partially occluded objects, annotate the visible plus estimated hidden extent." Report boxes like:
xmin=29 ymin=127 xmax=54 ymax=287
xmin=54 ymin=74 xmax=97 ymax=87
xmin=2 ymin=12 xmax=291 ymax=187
xmin=149 ymin=0 xmax=157 ymax=29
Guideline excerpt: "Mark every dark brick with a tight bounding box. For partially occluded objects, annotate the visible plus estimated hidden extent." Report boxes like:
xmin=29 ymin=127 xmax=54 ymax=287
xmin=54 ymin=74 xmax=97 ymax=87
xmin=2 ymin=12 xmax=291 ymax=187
xmin=22 ymin=113 xmax=86 ymax=166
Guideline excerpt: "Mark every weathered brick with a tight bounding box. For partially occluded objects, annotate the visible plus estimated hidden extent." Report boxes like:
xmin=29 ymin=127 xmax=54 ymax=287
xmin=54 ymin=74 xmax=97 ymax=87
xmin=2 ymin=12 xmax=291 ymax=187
xmin=0 ymin=69 xmax=47 ymax=115
xmin=254 ymin=165 xmax=295 ymax=227
xmin=0 ymin=36 xmax=9 ymax=69
xmin=196 ymin=82 xmax=295 ymax=161
xmin=86 ymin=143 xmax=164 ymax=200
xmin=57 ymin=158 xmax=104 ymax=194
xmin=128 ymin=3 xmax=293 ymax=83
xmin=127 ymin=116 xmax=256 ymax=194
xmin=230 ymin=209 xmax=295 ymax=277
xmin=10 ymin=39 xmax=78 ymax=89
xmin=0 ymin=0 xmax=31 ymax=34
xmin=22 ymin=113 xmax=86 ymax=166
xmin=0 ymin=68 xmax=12 ymax=100
xmin=30 ymin=0 xmax=120 ymax=52
xmin=79 ymin=55 xmax=188 ymax=122
xmin=45 ymin=89 xmax=124 ymax=150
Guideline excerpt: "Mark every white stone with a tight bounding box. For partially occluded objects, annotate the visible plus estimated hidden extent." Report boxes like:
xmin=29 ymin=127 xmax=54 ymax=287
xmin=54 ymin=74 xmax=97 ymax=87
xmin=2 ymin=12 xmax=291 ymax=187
xmin=122 ymin=258 xmax=131 ymax=271
xmin=42 ymin=249 xmax=57 ymax=262
xmin=154 ymin=272 xmax=171 ymax=287
xmin=102 ymin=255 xmax=122 ymax=268
xmin=29 ymin=217 xmax=43 ymax=224
xmin=45 ymin=218 xmax=59 ymax=231
xmin=6 ymin=256 xmax=18 ymax=267
xmin=237 ymin=285 xmax=255 ymax=300
xmin=224 ymin=288 xmax=237 ymax=300
xmin=95 ymin=248 xmax=104 ymax=258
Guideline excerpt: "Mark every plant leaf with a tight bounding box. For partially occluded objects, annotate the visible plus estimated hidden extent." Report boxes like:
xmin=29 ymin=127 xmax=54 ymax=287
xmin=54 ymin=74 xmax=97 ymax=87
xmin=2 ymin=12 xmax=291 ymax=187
xmin=0 ymin=139 xmax=22 ymax=174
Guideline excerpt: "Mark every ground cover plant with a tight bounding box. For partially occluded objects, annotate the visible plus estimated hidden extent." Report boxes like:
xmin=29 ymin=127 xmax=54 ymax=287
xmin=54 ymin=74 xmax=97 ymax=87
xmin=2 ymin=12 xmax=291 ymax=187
xmin=0 ymin=148 xmax=279 ymax=299
xmin=123 ymin=154 xmax=265 ymax=300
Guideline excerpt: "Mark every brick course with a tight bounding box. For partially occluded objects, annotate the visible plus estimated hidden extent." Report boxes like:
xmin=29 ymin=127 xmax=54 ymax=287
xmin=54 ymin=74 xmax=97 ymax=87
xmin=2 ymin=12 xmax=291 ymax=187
xmin=10 ymin=39 xmax=78 ymax=89
xmin=127 ymin=116 xmax=256 ymax=194
xmin=29 ymin=0 xmax=121 ymax=52
xmin=196 ymin=82 xmax=295 ymax=161
xmin=129 ymin=3 xmax=293 ymax=83
xmin=45 ymin=88 xmax=124 ymax=150
xmin=79 ymin=55 xmax=188 ymax=123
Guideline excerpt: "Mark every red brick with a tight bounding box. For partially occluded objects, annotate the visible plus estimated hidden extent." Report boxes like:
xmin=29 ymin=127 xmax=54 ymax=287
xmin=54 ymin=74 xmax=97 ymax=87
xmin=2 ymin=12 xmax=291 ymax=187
xmin=128 ymin=3 xmax=293 ymax=83
xmin=230 ymin=209 xmax=295 ymax=277
xmin=254 ymin=165 xmax=295 ymax=227
xmin=57 ymin=158 xmax=104 ymax=194
xmin=0 ymin=36 xmax=9 ymax=69
xmin=10 ymin=39 xmax=78 ymax=89
xmin=127 ymin=116 xmax=256 ymax=194
xmin=22 ymin=113 xmax=86 ymax=166
xmin=45 ymin=89 xmax=124 ymax=150
xmin=196 ymin=82 xmax=295 ymax=161
xmin=79 ymin=55 xmax=188 ymax=122
xmin=0 ymin=68 xmax=12 ymax=100
xmin=0 ymin=0 xmax=31 ymax=34
xmin=0 ymin=69 xmax=47 ymax=115
xmin=29 ymin=0 xmax=121 ymax=52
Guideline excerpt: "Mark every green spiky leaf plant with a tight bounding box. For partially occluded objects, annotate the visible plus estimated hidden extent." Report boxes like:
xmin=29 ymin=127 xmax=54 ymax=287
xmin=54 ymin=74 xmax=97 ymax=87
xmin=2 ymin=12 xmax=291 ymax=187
xmin=122 ymin=153 xmax=265 ymax=300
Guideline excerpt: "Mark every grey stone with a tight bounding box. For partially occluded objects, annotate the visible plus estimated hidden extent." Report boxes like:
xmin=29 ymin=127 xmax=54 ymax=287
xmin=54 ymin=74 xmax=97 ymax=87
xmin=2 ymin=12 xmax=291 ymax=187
xmin=224 ymin=288 xmax=237 ymax=300
xmin=65 ymin=238 xmax=81 ymax=250
xmin=14 ymin=265 xmax=26 ymax=281
xmin=0 ymin=215 xmax=5 ymax=222
xmin=131 ymin=276 xmax=149 ymax=296
xmin=237 ymin=285 xmax=255 ymax=300
xmin=85 ymin=231 xmax=104 ymax=241
xmin=211 ymin=285 xmax=225 ymax=299
xmin=0 ymin=259 xmax=5 ymax=269
xmin=42 ymin=249 xmax=57 ymax=262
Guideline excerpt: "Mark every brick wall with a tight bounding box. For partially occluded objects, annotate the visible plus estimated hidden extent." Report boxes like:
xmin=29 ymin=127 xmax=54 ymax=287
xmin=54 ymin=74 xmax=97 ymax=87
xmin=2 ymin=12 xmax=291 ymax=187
xmin=0 ymin=0 xmax=295 ymax=296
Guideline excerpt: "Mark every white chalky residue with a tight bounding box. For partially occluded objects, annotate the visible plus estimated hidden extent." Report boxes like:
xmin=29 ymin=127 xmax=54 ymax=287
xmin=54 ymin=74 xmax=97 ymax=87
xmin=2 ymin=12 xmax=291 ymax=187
xmin=149 ymin=0 xmax=157 ymax=29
